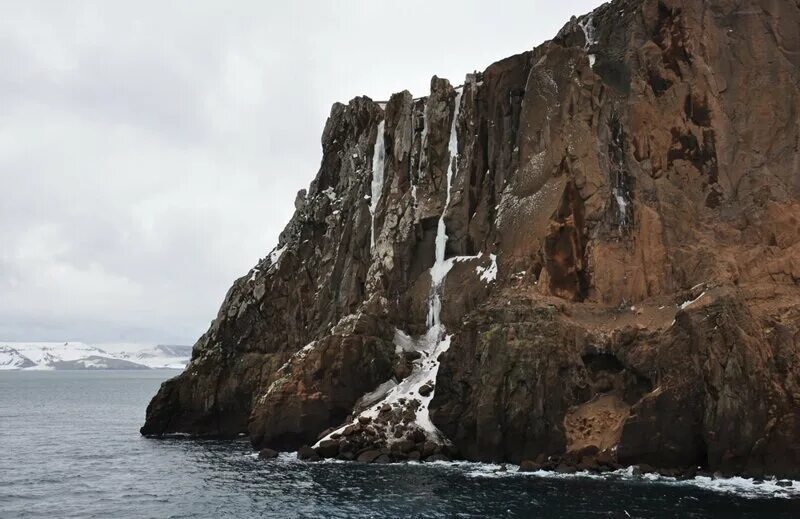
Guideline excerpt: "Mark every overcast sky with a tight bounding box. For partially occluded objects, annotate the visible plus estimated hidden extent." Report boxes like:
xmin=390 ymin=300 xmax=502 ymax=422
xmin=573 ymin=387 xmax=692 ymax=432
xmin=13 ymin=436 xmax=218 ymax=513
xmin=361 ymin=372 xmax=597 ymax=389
xmin=1 ymin=0 xmax=601 ymax=345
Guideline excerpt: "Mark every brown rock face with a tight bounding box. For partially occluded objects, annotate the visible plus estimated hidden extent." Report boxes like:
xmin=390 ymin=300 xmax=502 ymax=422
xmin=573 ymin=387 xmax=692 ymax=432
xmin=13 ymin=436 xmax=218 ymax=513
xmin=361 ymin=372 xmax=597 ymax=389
xmin=247 ymin=314 xmax=396 ymax=450
xmin=142 ymin=0 xmax=800 ymax=478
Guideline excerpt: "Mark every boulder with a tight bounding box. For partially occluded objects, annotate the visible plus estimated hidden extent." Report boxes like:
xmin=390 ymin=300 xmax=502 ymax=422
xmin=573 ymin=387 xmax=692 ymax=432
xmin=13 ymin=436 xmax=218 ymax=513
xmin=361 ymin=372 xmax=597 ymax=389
xmin=316 ymin=439 xmax=340 ymax=459
xmin=357 ymin=450 xmax=381 ymax=463
xmin=337 ymin=452 xmax=356 ymax=462
xmin=391 ymin=439 xmax=415 ymax=454
xmin=258 ymin=448 xmax=279 ymax=460
xmin=417 ymin=384 xmax=434 ymax=397
xmin=297 ymin=446 xmax=320 ymax=462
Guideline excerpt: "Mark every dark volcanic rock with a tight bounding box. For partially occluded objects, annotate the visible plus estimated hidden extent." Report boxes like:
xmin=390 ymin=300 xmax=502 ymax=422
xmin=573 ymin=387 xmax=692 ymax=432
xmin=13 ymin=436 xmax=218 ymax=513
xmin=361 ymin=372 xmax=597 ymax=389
xmin=357 ymin=450 xmax=381 ymax=463
xmin=142 ymin=0 xmax=800 ymax=478
xmin=316 ymin=439 xmax=340 ymax=459
xmin=417 ymin=383 xmax=434 ymax=397
xmin=258 ymin=448 xmax=279 ymax=460
xmin=297 ymin=446 xmax=320 ymax=462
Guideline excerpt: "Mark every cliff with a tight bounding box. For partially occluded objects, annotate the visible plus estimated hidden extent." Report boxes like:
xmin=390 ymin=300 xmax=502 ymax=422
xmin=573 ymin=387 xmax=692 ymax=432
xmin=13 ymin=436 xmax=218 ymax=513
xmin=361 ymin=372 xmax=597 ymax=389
xmin=142 ymin=0 xmax=800 ymax=478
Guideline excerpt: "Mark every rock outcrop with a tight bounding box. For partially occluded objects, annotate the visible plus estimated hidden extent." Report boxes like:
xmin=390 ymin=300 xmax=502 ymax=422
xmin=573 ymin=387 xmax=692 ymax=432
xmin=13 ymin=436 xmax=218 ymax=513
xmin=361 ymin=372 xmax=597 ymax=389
xmin=142 ymin=0 xmax=800 ymax=478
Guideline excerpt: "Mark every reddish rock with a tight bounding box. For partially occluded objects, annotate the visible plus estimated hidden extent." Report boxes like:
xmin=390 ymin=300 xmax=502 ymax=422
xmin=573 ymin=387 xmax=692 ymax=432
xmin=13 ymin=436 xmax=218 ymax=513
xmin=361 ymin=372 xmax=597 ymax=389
xmin=141 ymin=0 xmax=800 ymax=479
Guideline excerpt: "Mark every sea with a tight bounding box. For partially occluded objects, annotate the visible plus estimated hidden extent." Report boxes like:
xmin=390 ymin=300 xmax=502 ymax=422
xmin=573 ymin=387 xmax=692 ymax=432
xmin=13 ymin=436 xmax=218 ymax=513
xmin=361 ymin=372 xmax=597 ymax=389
xmin=1 ymin=370 xmax=798 ymax=518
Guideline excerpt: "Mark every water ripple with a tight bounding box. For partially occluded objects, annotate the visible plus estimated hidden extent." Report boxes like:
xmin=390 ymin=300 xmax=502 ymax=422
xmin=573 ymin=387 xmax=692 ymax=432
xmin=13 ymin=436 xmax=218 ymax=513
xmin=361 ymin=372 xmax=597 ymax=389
xmin=1 ymin=371 xmax=798 ymax=518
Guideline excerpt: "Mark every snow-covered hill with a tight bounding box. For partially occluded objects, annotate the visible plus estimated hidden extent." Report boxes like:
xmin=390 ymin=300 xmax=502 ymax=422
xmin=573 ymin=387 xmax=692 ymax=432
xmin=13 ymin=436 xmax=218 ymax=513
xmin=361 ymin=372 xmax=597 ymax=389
xmin=0 ymin=342 xmax=191 ymax=371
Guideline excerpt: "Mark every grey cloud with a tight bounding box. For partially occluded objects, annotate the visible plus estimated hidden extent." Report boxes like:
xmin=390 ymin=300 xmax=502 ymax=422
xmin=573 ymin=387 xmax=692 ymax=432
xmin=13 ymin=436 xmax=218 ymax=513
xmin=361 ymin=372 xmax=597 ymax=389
xmin=0 ymin=0 xmax=601 ymax=344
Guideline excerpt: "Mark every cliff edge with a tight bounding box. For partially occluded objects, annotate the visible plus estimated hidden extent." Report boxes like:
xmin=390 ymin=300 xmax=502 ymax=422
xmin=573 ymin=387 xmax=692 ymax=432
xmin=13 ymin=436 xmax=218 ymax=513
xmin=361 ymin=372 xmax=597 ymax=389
xmin=142 ymin=0 xmax=800 ymax=478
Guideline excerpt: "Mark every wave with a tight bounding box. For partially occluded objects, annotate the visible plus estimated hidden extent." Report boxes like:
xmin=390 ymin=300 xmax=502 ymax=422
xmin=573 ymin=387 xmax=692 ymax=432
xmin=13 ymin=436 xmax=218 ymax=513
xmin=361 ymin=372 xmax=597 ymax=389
xmin=255 ymin=453 xmax=799 ymax=500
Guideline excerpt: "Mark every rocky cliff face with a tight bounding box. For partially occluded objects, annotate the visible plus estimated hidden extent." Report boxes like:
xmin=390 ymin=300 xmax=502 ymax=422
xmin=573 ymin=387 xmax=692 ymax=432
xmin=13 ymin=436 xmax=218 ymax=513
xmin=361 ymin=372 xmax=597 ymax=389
xmin=142 ymin=0 xmax=800 ymax=478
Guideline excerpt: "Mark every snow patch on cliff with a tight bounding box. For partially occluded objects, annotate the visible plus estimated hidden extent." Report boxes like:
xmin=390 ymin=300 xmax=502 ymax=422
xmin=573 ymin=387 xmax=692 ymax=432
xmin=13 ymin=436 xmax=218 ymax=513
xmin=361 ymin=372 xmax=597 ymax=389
xmin=679 ymin=291 xmax=707 ymax=310
xmin=322 ymin=186 xmax=337 ymax=202
xmin=315 ymin=325 xmax=452 ymax=445
xmin=369 ymin=120 xmax=386 ymax=249
xmin=476 ymin=254 xmax=498 ymax=283
xmin=613 ymin=188 xmax=629 ymax=227
xmin=579 ymin=14 xmax=598 ymax=67
xmin=427 ymin=88 xmax=463 ymax=328
xmin=269 ymin=245 xmax=287 ymax=268
xmin=316 ymin=89 xmax=467 ymax=448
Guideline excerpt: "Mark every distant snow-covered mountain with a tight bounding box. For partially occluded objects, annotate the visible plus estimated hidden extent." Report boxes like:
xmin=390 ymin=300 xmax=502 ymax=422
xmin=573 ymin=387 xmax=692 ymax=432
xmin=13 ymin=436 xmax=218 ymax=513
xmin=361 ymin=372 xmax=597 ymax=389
xmin=0 ymin=342 xmax=191 ymax=371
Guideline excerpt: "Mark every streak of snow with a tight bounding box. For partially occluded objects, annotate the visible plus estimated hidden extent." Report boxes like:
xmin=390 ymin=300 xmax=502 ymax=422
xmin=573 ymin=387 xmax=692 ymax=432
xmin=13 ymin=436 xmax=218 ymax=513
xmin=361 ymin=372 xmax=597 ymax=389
xmin=578 ymin=14 xmax=598 ymax=68
xmin=295 ymin=341 xmax=316 ymax=360
xmin=679 ymin=291 xmax=707 ymax=310
xmin=315 ymin=326 xmax=452 ymax=445
xmin=427 ymin=89 xmax=463 ymax=328
xmin=269 ymin=245 xmax=286 ymax=266
xmin=613 ymin=188 xmax=628 ymax=226
xmin=369 ymin=120 xmax=386 ymax=249
xmin=276 ymin=341 xmax=317 ymax=375
xmin=316 ymin=90 xmax=466 ymax=448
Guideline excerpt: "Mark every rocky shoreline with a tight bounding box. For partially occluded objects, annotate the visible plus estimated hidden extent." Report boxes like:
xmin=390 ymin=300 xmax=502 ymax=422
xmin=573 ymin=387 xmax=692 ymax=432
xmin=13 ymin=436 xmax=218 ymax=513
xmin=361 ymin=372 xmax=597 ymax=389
xmin=142 ymin=0 xmax=800 ymax=480
xmin=257 ymin=444 xmax=799 ymax=491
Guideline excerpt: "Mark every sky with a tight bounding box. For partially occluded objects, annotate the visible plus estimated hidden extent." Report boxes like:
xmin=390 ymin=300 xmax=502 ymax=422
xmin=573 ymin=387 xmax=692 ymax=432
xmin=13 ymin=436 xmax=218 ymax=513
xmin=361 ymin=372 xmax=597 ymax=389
xmin=0 ymin=0 xmax=602 ymax=345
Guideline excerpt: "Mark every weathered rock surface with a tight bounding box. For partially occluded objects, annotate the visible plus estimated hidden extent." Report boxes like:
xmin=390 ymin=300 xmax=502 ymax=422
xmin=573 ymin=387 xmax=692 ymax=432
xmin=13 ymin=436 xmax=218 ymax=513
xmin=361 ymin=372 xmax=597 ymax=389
xmin=143 ymin=0 xmax=800 ymax=478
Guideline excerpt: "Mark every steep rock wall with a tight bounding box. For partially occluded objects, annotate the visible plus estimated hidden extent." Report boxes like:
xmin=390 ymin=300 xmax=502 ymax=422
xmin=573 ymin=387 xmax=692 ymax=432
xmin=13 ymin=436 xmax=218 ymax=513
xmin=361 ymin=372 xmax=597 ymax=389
xmin=143 ymin=0 xmax=800 ymax=477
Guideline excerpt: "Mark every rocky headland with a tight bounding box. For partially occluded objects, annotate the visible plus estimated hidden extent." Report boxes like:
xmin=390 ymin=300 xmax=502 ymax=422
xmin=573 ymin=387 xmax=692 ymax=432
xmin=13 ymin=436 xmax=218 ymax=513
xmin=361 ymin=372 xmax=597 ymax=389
xmin=142 ymin=0 xmax=800 ymax=479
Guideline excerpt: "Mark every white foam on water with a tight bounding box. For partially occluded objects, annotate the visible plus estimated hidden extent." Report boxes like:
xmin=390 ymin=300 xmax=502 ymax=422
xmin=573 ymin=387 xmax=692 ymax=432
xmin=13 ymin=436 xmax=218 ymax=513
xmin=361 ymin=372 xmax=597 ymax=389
xmin=455 ymin=462 xmax=800 ymax=499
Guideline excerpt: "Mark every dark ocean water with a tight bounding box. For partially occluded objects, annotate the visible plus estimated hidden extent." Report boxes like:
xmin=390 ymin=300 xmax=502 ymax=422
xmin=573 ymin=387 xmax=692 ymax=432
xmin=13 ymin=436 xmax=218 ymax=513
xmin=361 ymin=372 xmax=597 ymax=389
xmin=0 ymin=370 xmax=798 ymax=518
